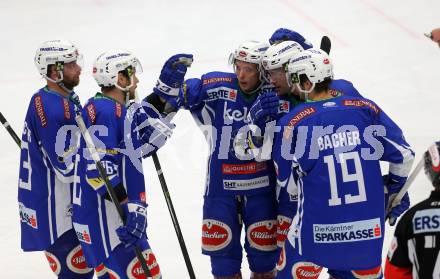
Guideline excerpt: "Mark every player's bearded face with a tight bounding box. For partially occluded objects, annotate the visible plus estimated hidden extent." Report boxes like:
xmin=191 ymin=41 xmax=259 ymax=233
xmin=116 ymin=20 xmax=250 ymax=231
xmin=235 ymin=60 xmax=260 ymax=93
xmin=62 ymin=61 xmax=81 ymax=89
xmin=268 ymin=68 xmax=291 ymax=96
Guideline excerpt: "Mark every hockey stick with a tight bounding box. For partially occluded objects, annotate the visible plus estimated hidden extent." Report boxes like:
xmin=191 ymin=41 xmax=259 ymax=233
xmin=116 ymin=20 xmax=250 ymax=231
xmin=71 ymin=102 xmax=153 ymax=278
xmin=149 ymin=57 xmax=196 ymax=279
xmin=320 ymin=36 xmax=331 ymax=54
xmin=0 ymin=112 xmax=21 ymax=147
xmin=151 ymin=154 xmax=196 ymax=279
xmin=1 ymin=109 xmax=153 ymax=278
xmin=387 ymin=156 xmax=424 ymax=225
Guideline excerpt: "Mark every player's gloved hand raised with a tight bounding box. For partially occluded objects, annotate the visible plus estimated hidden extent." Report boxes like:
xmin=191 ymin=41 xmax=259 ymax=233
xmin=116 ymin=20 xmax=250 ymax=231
xmin=384 ymin=174 xmax=410 ymax=226
xmin=247 ymin=91 xmax=279 ymax=126
xmin=154 ymin=54 xmax=193 ymax=104
xmin=269 ymin=28 xmax=313 ymax=49
xmin=116 ymin=201 xmax=148 ymax=248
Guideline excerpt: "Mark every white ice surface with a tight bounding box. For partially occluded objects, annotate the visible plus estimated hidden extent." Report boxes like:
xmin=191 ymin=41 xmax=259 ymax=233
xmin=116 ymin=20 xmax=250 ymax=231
xmin=0 ymin=0 xmax=439 ymax=278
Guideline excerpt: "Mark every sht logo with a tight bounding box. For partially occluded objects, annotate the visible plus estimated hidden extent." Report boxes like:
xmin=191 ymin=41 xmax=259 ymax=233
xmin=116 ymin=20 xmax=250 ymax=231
xmin=223 ymin=102 xmax=249 ymax=125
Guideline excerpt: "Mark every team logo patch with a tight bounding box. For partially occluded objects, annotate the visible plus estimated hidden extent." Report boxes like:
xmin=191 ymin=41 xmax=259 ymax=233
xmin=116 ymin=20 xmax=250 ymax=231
xmin=73 ymin=223 xmax=92 ymax=244
xmin=223 ymin=176 xmax=270 ymax=191
xmin=313 ymin=218 xmax=382 ymax=243
xmin=66 ymin=245 xmax=93 ymax=274
xmin=126 ymin=249 xmax=161 ymax=279
xmin=222 ymin=162 xmax=267 ymax=175
xmin=247 ymin=220 xmax=277 ymax=251
xmin=202 ymin=77 xmax=233 ymax=85
xmin=276 ymin=215 xmax=292 ymax=247
xmin=115 ymin=103 xmax=122 ymax=118
xmin=279 ymin=100 xmax=290 ymax=113
xmin=206 ymin=87 xmax=237 ymax=102
xmin=19 ymin=202 xmax=38 ymax=229
xmin=139 ymin=192 xmax=146 ymax=203
xmin=63 ymin=99 xmax=71 ymax=119
xmin=351 ymin=266 xmax=382 ymax=279
xmin=34 ymin=95 xmax=47 ymax=127
xmin=343 ymin=99 xmax=379 ymax=114
xmin=86 ymin=103 xmax=96 ymax=124
xmin=322 ymin=101 xmax=336 ymax=108
xmin=283 ymin=107 xmax=316 ymax=138
xmin=202 ymin=219 xmax=232 ymax=251
xmin=329 ymin=89 xmax=342 ymax=97
xmin=276 ymin=245 xmax=286 ymax=271
xmin=45 ymin=251 xmax=61 ymax=275
xmin=292 ymin=262 xmax=322 ymax=279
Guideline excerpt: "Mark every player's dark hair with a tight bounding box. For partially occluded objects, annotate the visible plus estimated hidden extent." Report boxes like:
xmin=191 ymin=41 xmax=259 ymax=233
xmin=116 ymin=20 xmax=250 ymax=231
xmin=299 ymin=74 xmax=332 ymax=93
xmin=101 ymin=85 xmax=116 ymax=92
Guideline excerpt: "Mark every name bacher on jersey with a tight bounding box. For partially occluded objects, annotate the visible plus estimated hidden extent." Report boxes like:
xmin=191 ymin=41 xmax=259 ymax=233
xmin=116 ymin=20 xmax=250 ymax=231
xmin=273 ymin=96 xmax=413 ymax=270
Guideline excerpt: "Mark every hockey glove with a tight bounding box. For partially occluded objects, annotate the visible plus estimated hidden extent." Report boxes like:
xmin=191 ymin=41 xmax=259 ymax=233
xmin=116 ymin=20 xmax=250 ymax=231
xmin=384 ymin=174 xmax=410 ymax=226
xmin=154 ymin=53 xmax=193 ymax=106
xmin=116 ymin=201 xmax=148 ymax=248
xmin=247 ymin=91 xmax=279 ymax=126
xmin=269 ymin=28 xmax=313 ymax=49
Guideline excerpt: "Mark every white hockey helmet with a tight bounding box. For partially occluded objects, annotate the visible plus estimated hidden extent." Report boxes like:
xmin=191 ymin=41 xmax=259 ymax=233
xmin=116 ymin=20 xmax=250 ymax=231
xmin=287 ymin=48 xmax=333 ymax=94
xmin=229 ymin=40 xmax=269 ymax=66
xmin=261 ymin=40 xmax=304 ymax=71
xmin=92 ymin=49 xmax=143 ymax=91
xmin=34 ymin=40 xmax=83 ymax=82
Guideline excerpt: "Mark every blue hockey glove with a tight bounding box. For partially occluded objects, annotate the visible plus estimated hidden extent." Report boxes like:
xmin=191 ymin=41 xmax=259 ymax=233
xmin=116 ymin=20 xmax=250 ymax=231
xmin=154 ymin=53 xmax=193 ymax=105
xmin=247 ymin=91 xmax=279 ymax=125
xmin=269 ymin=28 xmax=313 ymax=49
xmin=116 ymin=201 xmax=148 ymax=248
xmin=384 ymin=174 xmax=410 ymax=226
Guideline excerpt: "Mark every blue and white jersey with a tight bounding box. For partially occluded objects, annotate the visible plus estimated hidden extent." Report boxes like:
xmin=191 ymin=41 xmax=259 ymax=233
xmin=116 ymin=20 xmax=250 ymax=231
xmin=272 ymin=95 xmax=414 ymax=270
xmin=277 ymin=79 xmax=362 ymax=119
xmin=72 ymin=93 xmax=148 ymax=267
xmin=166 ymin=71 xmax=276 ymax=197
xmin=267 ymin=79 xmax=363 ymax=217
xmin=18 ymin=87 xmax=79 ymax=251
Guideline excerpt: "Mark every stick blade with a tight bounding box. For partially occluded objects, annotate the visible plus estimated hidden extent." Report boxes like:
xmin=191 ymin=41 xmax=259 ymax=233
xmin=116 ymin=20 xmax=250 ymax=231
xmin=320 ymin=36 xmax=331 ymax=54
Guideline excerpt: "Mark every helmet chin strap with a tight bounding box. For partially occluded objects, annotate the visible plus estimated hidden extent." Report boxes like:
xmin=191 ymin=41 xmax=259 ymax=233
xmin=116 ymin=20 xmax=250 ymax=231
xmin=298 ymin=83 xmax=315 ymax=101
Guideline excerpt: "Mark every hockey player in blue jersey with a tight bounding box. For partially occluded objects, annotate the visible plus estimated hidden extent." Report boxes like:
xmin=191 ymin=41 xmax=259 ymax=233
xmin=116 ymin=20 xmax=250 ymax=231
xmin=73 ymin=50 xmax=171 ymax=279
xmin=18 ymin=40 xmax=96 ymax=278
xmin=247 ymin=37 xmax=365 ymax=249
xmin=147 ymin=41 xmax=280 ymax=278
xmin=272 ymin=49 xmax=414 ymax=278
